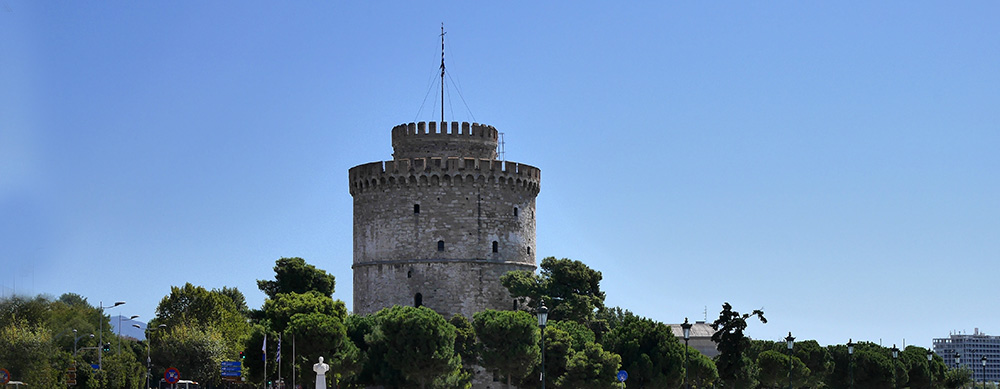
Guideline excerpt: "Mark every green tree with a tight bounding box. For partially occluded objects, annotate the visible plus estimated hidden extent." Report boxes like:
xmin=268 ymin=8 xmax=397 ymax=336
xmin=711 ymin=302 xmax=767 ymax=389
xmin=792 ymin=340 xmax=833 ymax=388
xmin=450 ymin=314 xmax=478 ymax=364
xmin=151 ymin=324 xmax=228 ymax=386
xmin=151 ymin=283 xmax=250 ymax=352
xmin=601 ymin=314 xmax=683 ymax=388
xmin=341 ymin=314 xmax=378 ymax=388
xmin=944 ymin=366 xmax=973 ymax=389
xmin=756 ymin=350 xmax=809 ymax=389
xmin=501 ymin=257 xmax=606 ymax=325
xmin=257 ymin=257 xmax=337 ymax=299
xmin=687 ymin=348 xmax=720 ymax=389
xmin=851 ymin=342 xmax=895 ymax=389
xmin=46 ymin=293 xmax=103 ymax=353
xmin=900 ymin=346 xmax=943 ymax=389
xmin=0 ymin=294 xmax=50 ymax=327
xmin=366 ymin=306 xmax=461 ymax=388
xmin=97 ymin=347 xmax=144 ymax=389
xmin=517 ymin=324 xmax=575 ymax=389
xmin=261 ymin=291 xmax=345 ymax=331
xmin=217 ymin=286 xmax=251 ymax=317
xmin=0 ymin=318 xmax=57 ymax=387
xmin=473 ymin=309 xmax=541 ymax=388
xmin=285 ymin=310 xmax=358 ymax=387
xmin=556 ymin=341 xmax=621 ymax=389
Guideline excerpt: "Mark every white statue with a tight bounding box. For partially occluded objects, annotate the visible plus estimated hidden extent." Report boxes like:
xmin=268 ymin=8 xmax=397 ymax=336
xmin=313 ymin=356 xmax=329 ymax=389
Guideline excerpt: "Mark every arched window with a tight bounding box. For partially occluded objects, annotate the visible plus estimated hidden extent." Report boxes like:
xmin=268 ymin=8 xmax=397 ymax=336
xmin=414 ymin=293 xmax=423 ymax=307
xmin=492 ymin=241 xmax=499 ymax=253
xmin=438 ymin=240 xmax=445 ymax=251
xmin=414 ymin=204 xmax=420 ymax=214
xmin=407 ymin=269 xmax=413 ymax=278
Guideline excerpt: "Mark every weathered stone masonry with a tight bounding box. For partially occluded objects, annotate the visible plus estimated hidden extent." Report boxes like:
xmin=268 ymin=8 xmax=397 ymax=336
xmin=350 ymin=121 xmax=541 ymax=319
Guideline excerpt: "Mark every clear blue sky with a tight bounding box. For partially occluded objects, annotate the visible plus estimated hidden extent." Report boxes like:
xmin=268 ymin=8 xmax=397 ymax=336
xmin=2 ymin=2 xmax=997 ymax=349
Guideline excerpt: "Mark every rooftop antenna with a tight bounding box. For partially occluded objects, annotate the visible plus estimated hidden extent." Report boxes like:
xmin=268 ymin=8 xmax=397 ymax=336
xmin=440 ymin=23 xmax=446 ymax=125
xmin=703 ymin=306 xmax=708 ymax=322
xmin=499 ymin=132 xmax=506 ymax=162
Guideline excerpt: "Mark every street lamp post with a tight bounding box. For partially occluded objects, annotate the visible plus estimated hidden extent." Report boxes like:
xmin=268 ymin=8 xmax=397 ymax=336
xmin=143 ymin=324 xmax=167 ymax=389
xmin=98 ymin=300 xmax=125 ymax=370
xmin=981 ymin=356 xmax=987 ymax=389
xmin=891 ymin=345 xmax=900 ymax=389
xmin=847 ymin=339 xmax=855 ymax=389
xmin=537 ymin=303 xmax=548 ymax=389
xmin=73 ymin=329 xmax=95 ymax=357
xmin=118 ymin=314 xmax=139 ymax=354
xmin=681 ymin=318 xmax=693 ymax=389
xmin=955 ymin=353 xmax=961 ymax=371
xmin=786 ymin=332 xmax=795 ymax=389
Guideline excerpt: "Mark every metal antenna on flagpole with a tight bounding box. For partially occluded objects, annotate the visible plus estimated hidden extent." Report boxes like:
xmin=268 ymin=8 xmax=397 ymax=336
xmin=440 ymin=23 xmax=446 ymax=125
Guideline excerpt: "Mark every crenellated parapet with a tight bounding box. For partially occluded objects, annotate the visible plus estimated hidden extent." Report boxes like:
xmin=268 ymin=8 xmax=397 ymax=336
xmin=349 ymin=157 xmax=540 ymax=196
xmin=391 ymin=121 xmax=499 ymax=160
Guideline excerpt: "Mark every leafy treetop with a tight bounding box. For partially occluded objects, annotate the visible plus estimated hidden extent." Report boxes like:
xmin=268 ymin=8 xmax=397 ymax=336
xmin=257 ymin=257 xmax=337 ymax=299
xmin=501 ymin=256 xmax=606 ymax=325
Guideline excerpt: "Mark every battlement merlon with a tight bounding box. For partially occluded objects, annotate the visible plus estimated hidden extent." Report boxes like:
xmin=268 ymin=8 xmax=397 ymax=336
xmin=349 ymin=158 xmax=541 ymax=196
xmin=391 ymin=122 xmax=499 ymax=160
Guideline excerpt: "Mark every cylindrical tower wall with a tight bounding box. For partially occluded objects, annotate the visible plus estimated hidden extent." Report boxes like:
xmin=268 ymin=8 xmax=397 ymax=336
xmin=349 ymin=156 xmax=540 ymax=318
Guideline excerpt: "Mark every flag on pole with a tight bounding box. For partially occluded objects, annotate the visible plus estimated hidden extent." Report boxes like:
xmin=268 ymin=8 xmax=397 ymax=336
xmin=276 ymin=334 xmax=282 ymax=362
xmin=262 ymin=334 xmax=267 ymax=361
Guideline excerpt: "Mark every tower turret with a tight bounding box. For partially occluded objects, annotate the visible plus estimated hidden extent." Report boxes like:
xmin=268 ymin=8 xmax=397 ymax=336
xmin=391 ymin=121 xmax=499 ymax=160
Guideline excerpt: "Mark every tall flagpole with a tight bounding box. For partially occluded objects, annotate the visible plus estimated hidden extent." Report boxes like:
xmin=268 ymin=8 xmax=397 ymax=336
xmin=262 ymin=334 xmax=267 ymax=388
xmin=440 ymin=23 xmax=446 ymax=125
xmin=278 ymin=333 xmax=282 ymax=387
xmin=292 ymin=333 xmax=296 ymax=389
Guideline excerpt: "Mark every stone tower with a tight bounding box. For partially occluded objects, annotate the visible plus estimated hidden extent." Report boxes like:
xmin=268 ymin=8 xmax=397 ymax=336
xmin=349 ymin=121 xmax=541 ymax=318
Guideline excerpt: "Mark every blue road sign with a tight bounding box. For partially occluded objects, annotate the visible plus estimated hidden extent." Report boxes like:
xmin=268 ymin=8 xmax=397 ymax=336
xmin=221 ymin=361 xmax=242 ymax=377
xmin=90 ymin=364 xmax=100 ymax=370
xmin=617 ymin=370 xmax=628 ymax=382
xmin=165 ymin=367 xmax=180 ymax=384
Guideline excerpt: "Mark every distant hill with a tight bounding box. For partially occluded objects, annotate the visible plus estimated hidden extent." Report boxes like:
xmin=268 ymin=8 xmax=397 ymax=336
xmin=111 ymin=315 xmax=147 ymax=340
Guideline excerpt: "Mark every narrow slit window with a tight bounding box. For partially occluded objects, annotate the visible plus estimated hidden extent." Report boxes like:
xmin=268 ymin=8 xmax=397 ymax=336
xmin=414 ymin=293 xmax=423 ymax=307
xmin=414 ymin=204 xmax=420 ymax=214
xmin=492 ymin=241 xmax=499 ymax=253
xmin=438 ymin=240 xmax=445 ymax=251
xmin=527 ymin=246 xmax=531 ymax=255
xmin=514 ymin=207 xmax=519 ymax=217
xmin=407 ymin=269 xmax=413 ymax=278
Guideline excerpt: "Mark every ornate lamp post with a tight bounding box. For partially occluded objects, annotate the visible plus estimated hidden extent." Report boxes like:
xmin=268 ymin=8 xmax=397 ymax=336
xmin=681 ymin=318 xmax=693 ymax=389
xmin=847 ymin=339 xmax=855 ymax=389
xmin=786 ymin=332 xmax=795 ymax=389
xmin=537 ymin=303 xmax=548 ymax=389
xmin=98 ymin=300 xmax=125 ymax=370
xmin=981 ymin=356 xmax=987 ymax=389
xmin=955 ymin=353 xmax=961 ymax=371
xmin=891 ymin=345 xmax=900 ymax=389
